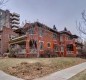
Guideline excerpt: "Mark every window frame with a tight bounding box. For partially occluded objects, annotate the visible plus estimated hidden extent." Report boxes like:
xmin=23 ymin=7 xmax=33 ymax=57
xmin=38 ymin=27 xmax=44 ymax=37
xmin=39 ymin=41 xmax=44 ymax=51
xmin=47 ymin=42 xmax=51 ymax=48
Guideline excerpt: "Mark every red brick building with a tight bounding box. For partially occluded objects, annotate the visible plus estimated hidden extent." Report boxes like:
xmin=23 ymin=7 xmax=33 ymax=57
xmin=0 ymin=27 xmax=18 ymax=55
xmin=0 ymin=22 xmax=83 ymax=57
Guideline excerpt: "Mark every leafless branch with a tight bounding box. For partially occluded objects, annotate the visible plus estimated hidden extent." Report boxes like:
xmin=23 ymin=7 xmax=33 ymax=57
xmin=76 ymin=10 xmax=86 ymax=37
xmin=0 ymin=0 xmax=9 ymax=8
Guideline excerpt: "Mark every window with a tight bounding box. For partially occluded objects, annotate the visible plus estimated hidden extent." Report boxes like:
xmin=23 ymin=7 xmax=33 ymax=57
xmin=67 ymin=36 xmax=72 ymax=40
xmin=28 ymin=27 xmax=34 ymax=34
xmin=29 ymin=40 xmax=37 ymax=49
xmin=60 ymin=36 xmax=63 ymax=42
xmin=39 ymin=27 xmax=43 ymax=36
xmin=53 ymin=33 xmax=57 ymax=39
xmin=39 ymin=42 xmax=43 ymax=50
xmin=47 ymin=43 xmax=51 ymax=48
xmin=61 ymin=46 xmax=64 ymax=52
xmin=54 ymin=44 xmax=58 ymax=52
xmin=67 ymin=44 xmax=73 ymax=51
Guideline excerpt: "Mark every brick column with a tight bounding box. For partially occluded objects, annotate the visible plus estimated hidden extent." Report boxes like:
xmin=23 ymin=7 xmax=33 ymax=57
xmin=64 ymin=45 xmax=67 ymax=57
xmin=73 ymin=43 xmax=77 ymax=56
xmin=26 ymin=35 xmax=29 ymax=57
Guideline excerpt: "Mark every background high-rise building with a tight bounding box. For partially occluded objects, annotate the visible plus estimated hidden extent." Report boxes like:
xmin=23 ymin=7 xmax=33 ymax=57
xmin=0 ymin=9 xmax=20 ymax=30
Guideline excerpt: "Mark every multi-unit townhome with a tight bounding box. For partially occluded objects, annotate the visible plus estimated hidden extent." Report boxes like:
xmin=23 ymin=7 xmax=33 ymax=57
xmin=4 ymin=22 xmax=82 ymax=58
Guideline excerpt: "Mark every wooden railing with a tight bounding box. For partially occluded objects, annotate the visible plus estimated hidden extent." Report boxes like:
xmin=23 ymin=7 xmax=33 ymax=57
xmin=67 ymin=51 xmax=74 ymax=54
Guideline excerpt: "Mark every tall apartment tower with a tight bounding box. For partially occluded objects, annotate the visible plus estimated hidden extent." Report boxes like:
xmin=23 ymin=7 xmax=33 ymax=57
xmin=0 ymin=9 xmax=20 ymax=30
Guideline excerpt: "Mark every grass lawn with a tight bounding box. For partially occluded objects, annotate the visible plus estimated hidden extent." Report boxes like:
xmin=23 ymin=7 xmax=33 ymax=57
xmin=0 ymin=57 xmax=85 ymax=80
xmin=69 ymin=69 xmax=86 ymax=80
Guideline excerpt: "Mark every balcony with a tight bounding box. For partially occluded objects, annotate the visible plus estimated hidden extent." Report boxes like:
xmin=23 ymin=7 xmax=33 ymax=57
xmin=12 ymin=16 xmax=20 ymax=20
xmin=12 ymin=20 xmax=20 ymax=24
xmin=12 ymin=13 xmax=20 ymax=17
xmin=30 ymin=49 xmax=38 ymax=54
xmin=10 ymin=35 xmax=26 ymax=40
xmin=76 ymin=46 xmax=82 ymax=50
xmin=9 ymin=35 xmax=27 ymax=44
xmin=67 ymin=51 xmax=74 ymax=54
xmin=12 ymin=23 xmax=19 ymax=27
xmin=75 ymin=39 xmax=82 ymax=43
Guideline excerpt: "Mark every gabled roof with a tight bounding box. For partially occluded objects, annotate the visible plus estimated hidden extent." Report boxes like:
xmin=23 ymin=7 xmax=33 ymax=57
xmin=16 ymin=22 xmax=60 ymax=34
xmin=34 ymin=22 xmax=59 ymax=34
xmin=59 ymin=27 xmax=78 ymax=38
xmin=14 ymin=22 xmax=78 ymax=38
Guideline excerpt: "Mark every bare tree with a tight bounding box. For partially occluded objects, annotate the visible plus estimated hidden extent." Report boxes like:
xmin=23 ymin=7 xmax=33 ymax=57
xmin=76 ymin=10 xmax=86 ymax=35
xmin=0 ymin=0 xmax=8 ymax=8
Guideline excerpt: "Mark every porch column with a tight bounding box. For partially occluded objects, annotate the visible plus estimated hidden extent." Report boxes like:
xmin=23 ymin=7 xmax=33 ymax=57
xmin=64 ymin=45 xmax=67 ymax=57
xmin=73 ymin=43 xmax=77 ymax=56
xmin=26 ymin=36 xmax=29 ymax=57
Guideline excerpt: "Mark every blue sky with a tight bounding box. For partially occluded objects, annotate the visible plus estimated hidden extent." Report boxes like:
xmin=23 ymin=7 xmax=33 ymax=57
xmin=2 ymin=0 xmax=86 ymax=35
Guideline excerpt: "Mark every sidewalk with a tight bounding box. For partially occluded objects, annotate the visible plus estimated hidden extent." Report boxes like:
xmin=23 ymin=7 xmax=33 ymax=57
xmin=34 ymin=62 xmax=86 ymax=80
xmin=0 ymin=71 xmax=23 ymax=80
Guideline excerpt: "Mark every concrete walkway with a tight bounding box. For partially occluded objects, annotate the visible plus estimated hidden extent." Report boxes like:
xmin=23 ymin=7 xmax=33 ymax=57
xmin=0 ymin=71 xmax=23 ymax=80
xmin=34 ymin=62 xmax=86 ymax=80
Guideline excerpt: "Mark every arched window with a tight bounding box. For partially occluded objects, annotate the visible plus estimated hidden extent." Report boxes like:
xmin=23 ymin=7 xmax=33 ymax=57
xmin=39 ymin=42 xmax=43 ymax=50
xmin=29 ymin=39 xmax=37 ymax=49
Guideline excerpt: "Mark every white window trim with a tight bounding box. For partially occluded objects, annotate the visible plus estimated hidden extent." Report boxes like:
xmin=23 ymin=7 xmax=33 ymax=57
xmin=39 ymin=41 xmax=44 ymax=43
xmin=61 ymin=46 xmax=64 ymax=52
xmin=54 ymin=44 xmax=59 ymax=52
xmin=39 ymin=27 xmax=43 ymax=37
xmin=39 ymin=41 xmax=44 ymax=51
xmin=60 ymin=35 xmax=63 ymax=42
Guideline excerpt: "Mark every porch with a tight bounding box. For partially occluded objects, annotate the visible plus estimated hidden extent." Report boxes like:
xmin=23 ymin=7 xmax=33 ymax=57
xmin=66 ymin=44 xmax=76 ymax=56
xmin=9 ymin=35 xmax=38 ymax=58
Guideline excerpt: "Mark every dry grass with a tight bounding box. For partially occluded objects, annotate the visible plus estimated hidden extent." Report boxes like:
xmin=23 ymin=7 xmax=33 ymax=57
xmin=69 ymin=69 xmax=86 ymax=80
xmin=0 ymin=57 xmax=85 ymax=80
xmin=0 ymin=57 xmax=85 ymax=70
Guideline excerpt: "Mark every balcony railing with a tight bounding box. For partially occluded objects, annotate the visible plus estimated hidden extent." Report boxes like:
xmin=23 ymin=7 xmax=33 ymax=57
xmin=12 ymin=23 xmax=19 ymax=27
xmin=12 ymin=13 xmax=20 ymax=17
xmin=12 ymin=20 xmax=20 ymax=24
xmin=75 ymin=39 xmax=82 ymax=43
xmin=10 ymin=35 xmax=26 ymax=40
xmin=12 ymin=16 xmax=20 ymax=20
xmin=76 ymin=46 xmax=82 ymax=50
xmin=19 ymin=49 xmax=26 ymax=54
xmin=67 ymin=51 xmax=74 ymax=54
xmin=30 ymin=49 xmax=38 ymax=54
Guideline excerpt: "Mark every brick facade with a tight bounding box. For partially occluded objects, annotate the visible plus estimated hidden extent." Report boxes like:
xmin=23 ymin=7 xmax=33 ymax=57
xmin=0 ymin=27 xmax=18 ymax=55
xmin=0 ymin=22 xmax=82 ymax=57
